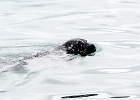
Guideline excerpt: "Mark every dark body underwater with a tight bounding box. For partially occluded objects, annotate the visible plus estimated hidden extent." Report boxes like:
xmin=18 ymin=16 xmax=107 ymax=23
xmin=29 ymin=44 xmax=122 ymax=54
xmin=0 ymin=38 xmax=97 ymax=66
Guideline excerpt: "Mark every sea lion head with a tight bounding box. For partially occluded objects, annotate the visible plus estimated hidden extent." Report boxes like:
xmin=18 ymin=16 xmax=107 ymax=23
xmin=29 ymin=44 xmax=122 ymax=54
xmin=60 ymin=38 xmax=96 ymax=56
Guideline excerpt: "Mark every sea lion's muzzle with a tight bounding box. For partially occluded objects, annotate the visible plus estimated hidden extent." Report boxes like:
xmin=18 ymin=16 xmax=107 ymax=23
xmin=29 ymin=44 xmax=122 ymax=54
xmin=80 ymin=43 xmax=96 ymax=56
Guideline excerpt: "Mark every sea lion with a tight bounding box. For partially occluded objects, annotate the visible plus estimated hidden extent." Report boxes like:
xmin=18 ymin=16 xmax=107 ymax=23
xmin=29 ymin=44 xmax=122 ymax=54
xmin=57 ymin=38 xmax=96 ymax=56
xmin=0 ymin=38 xmax=97 ymax=67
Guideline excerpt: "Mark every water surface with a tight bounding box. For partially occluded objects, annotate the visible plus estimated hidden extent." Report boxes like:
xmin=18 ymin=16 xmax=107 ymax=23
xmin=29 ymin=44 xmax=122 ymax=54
xmin=0 ymin=0 xmax=140 ymax=100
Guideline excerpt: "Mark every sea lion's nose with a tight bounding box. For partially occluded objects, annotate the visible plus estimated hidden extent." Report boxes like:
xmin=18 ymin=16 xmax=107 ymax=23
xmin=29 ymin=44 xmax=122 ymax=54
xmin=80 ymin=43 xmax=96 ymax=56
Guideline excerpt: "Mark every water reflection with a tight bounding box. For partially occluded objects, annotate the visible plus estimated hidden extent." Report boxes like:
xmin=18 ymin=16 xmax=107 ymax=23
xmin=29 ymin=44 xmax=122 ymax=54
xmin=111 ymin=96 xmax=129 ymax=98
xmin=60 ymin=93 xmax=138 ymax=99
xmin=61 ymin=93 xmax=98 ymax=99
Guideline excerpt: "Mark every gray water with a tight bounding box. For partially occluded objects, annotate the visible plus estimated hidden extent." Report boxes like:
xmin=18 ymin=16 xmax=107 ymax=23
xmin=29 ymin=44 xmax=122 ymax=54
xmin=0 ymin=0 xmax=140 ymax=100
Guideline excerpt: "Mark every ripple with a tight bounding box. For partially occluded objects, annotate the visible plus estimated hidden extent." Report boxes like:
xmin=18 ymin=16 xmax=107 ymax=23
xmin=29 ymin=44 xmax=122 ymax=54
xmin=0 ymin=91 xmax=9 ymax=93
xmin=61 ymin=93 xmax=98 ymax=99
xmin=60 ymin=93 xmax=138 ymax=99
xmin=37 ymin=12 xmax=89 ymax=20
xmin=43 ymin=78 xmax=77 ymax=85
xmin=119 ymin=1 xmax=139 ymax=4
xmin=111 ymin=96 xmax=130 ymax=98
xmin=83 ymin=67 xmax=140 ymax=74
xmin=95 ymin=68 xmax=130 ymax=74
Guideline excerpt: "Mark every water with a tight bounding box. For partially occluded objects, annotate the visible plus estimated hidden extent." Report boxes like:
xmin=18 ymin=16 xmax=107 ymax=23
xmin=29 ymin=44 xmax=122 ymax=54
xmin=0 ymin=0 xmax=140 ymax=100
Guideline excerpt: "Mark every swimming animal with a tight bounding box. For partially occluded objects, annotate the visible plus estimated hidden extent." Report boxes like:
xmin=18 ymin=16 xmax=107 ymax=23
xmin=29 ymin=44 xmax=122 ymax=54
xmin=0 ymin=38 xmax=96 ymax=67
xmin=57 ymin=38 xmax=96 ymax=56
